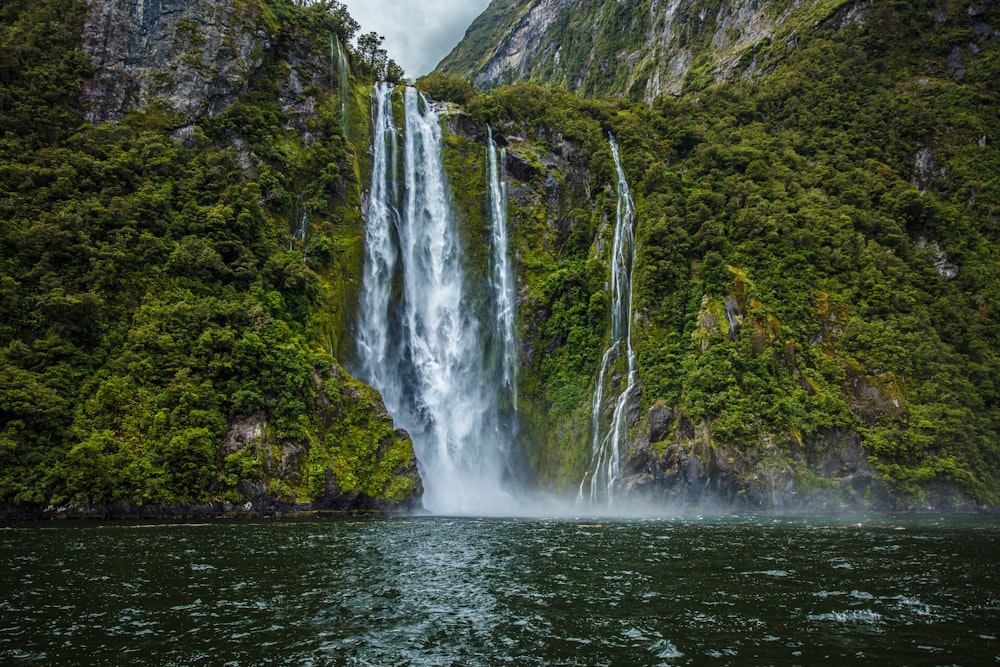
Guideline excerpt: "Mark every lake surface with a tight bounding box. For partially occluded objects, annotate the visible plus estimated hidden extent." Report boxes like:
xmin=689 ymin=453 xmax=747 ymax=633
xmin=1 ymin=514 xmax=997 ymax=665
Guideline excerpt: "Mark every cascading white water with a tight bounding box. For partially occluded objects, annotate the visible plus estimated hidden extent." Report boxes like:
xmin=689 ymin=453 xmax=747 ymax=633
xmin=356 ymin=85 xmax=516 ymax=515
xmin=486 ymin=126 xmax=518 ymax=408
xmin=579 ymin=134 xmax=638 ymax=506
xmin=333 ymin=36 xmax=351 ymax=137
xmin=356 ymin=83 xmax=399 ymax=395
xmin=289 ymin=196 xmax=307 ymax=251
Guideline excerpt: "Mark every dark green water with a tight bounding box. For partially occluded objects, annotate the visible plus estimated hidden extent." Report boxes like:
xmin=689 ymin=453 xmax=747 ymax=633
xmin=1 ymin=514 xmax=997 ymax=665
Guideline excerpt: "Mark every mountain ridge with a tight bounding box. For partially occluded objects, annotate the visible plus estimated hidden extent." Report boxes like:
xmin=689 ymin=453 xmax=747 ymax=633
xmin=439 ymin=0 xmax=903 ymax=100
xmin=427 ymin=0 xmax=1000 ymax=508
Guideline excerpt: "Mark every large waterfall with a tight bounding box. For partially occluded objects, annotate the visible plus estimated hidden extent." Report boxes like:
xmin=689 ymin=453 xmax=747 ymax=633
xmin=356 ymin=83 xmax=398 ymax=396
xmin=356 ymin=84 xmax=517 ymax=515
xmin=579 ymin=135 xmax=638 ymax=506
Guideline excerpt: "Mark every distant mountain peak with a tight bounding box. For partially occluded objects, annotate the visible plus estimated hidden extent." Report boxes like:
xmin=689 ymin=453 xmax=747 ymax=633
xmin=437 ymin=0 xmax=854 ymax=100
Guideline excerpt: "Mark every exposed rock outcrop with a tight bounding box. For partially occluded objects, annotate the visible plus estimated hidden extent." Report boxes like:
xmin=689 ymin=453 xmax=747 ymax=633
xmin=617 ymin=402 xmax=897 ymax=511
xmin=439 ymin=0 xmax=853 ymax=101
xmin=472 ymin=0 xmax=574 ymax=89
xmin=81 ymin=0 xmax=266 ymax=123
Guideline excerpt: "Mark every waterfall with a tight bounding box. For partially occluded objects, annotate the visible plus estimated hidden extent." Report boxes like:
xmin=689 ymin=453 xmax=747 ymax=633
xmin=579 ymin=134 xmax=638 ymax=507
xmin=487 ymin=126 xmax=518 ymax=409
xmin=356 ymin=83 xmax=399 ymax=393
xmin=356 ymin=85 xmax=517 ymax=515
xmin=333 ymin=36 xmax=351 ymax=138
xmin=289 ymin=195 xmax=307 ymax=251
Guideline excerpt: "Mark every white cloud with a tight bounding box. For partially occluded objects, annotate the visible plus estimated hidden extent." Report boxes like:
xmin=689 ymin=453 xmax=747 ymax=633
xmin=340 ymin=0 xmax=491 ymax=77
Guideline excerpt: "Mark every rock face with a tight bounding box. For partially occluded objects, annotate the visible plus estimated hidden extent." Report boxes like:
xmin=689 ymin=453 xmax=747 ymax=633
xmin=434 ymin=101 xmax=988 ymax=512
xmin=438 ymin=0 xmax=850 ymax=101
xmin=80 ymin=0 xmax=265 ymax=123
xmin=471 ymin=0 xmax=574 ymax=89
xmin=72 ymin=2 xmax=421 ymax=512
xmin=618 ymin=402 xmax=896 ymax=511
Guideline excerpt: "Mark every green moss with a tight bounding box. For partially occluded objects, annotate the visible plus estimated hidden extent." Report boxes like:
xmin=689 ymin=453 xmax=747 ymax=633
xmin=5 ymin=0 xmax=1000 ymax=509
xmin=441 ymin=129 xmax=491 ymax=283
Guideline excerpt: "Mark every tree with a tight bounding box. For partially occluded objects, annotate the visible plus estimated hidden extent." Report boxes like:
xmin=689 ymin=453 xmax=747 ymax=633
xmin=357 ymin=32 xmax=385 ymax=67
xmin=325 ymin=1 xmax=359 ymax=42
xmin=385 ymin=59 xmax=405 ymax=84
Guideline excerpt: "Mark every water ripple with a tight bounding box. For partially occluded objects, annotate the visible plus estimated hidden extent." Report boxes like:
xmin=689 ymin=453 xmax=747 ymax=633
xmin=1 ymin=516 xmax=997 ymax=665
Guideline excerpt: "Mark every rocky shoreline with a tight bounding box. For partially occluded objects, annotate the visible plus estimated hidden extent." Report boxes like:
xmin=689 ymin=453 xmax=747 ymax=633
xmin=0 ymin=493 xmax=423 ymax=521
xmin=3 ymin=498 xmax=994 ymax=521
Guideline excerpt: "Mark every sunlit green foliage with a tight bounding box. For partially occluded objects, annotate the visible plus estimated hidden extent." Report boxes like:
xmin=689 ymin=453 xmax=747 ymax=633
xmin=3 ymin=0 xmax=998 ymax=509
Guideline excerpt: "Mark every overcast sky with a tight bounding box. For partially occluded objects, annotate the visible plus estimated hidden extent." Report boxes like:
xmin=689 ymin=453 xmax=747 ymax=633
xmin=340 ymin=0 xmax=493 ymax=78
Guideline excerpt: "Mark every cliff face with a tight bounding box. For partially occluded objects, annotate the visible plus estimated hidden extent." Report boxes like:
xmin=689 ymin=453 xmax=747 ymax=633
xmin=461 ymin=0 xmax=571 ymax=89
xmin=0 ymin=0 xmax=421 ymax=513
xmin=428 ymin=0 xmax=1000 ymax=511
xmin=80 ymin=0 xmax=265 ymax=123
xmin=5 ymin=0 xmax=999 ymax=513
xmin=438 ymin=0 xmax=850 ymax=100
xmin=444 ymin=119 xmax=895 ymax=511
xmin=441 ymin=108 xmax=993 ymax=511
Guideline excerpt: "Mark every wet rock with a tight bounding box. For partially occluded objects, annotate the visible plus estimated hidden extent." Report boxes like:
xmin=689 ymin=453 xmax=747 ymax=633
xmin=947 ymin=45 xmax=967 ymax=79
xmin=505 ymin=151 xmax=539 ymax=182
xmin=682 ymin=452 xmax=702 ymax=484
xmin=844 ymin=364 xmax=907 ymax=424
xmin=913 ymin=147 xmax=947 ymax=191
xmin=444 ymin=112 xmax=487 ymax=143
xmin=278 ymin=440 xmax=307 ymax=485
xmin=724 ymin=296 xmax=741 ymax=340
xmin=647 ymin=402 xmax=673 ymax=444
xmin=615 ymin=405 xmax=923 ymax=511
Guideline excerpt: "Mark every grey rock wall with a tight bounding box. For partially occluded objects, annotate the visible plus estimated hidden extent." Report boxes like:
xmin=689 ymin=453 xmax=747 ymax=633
xmin=444 ymin=0 xmax=850 ymax=102
xmin=80 ymin=0 xmax=266 ymax=123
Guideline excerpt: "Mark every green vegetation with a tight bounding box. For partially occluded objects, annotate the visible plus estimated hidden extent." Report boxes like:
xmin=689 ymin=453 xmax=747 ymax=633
xmin=435 ymin=0 xmax=528 ymax=78
xmin=434 ymin=0 xmax=1000 ymax=505
xmin=437 ymin=0 xmax=851 ymax=101
xmin=2 ymin=0 xmax=998 ymax=510
xmin=0 ymin=0 xmax=417 ymax=509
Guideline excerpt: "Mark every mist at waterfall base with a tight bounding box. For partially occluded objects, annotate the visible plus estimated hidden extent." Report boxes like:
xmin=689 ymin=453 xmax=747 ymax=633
xmin=4 ymin=516 xmax=997 ymax=665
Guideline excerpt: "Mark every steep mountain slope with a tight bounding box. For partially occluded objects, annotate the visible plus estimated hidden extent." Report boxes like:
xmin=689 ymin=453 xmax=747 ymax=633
xmin=3 ymin=0 xmax=998 ymax=513
xmin=439 ymin=0 xmax=865 ymax=101
xmin=426 ymin=0 xmax=1000 ymax=508
xmin=0 ymin=0 xmax=419 ymax=514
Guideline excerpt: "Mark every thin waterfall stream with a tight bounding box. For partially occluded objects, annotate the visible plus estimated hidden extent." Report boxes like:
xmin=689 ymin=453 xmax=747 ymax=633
xmin=487 ymin=126 xmax=518 ymax=410
xmin=333 ymin=35 xmax=350 ymax=138
xmin=356 ymin=84 xmax=517 ymax=515
xmin=579 ymin=134 xmax=638 ymax=506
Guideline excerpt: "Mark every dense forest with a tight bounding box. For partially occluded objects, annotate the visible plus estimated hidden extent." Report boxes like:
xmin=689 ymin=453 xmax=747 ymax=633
xmin=432 ymin=0 xmax=1000 ymax=507
xmin=1 ymin=0 xmax=998 ymax=512
xmin=0 ymin=0 xmax=420 ymax=511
